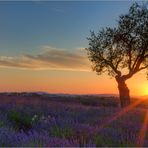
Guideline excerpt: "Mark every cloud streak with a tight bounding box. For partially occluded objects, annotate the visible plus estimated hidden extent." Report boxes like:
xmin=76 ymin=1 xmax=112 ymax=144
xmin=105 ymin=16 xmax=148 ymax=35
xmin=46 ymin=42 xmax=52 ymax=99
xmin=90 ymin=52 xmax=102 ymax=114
xmin=0 ymin=46 xmax=90 ymax=71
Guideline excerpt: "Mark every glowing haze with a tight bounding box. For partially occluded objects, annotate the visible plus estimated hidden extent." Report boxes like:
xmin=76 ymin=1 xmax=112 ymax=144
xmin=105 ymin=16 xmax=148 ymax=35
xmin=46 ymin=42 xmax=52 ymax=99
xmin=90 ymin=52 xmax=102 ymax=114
xmin=0 ymin=1 xmax=147 ymax=96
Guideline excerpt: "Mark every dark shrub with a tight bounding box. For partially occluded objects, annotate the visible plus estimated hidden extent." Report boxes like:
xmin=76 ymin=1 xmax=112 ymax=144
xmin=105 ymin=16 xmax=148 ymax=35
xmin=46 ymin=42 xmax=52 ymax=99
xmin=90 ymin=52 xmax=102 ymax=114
xmin=8 ymin=109 xmax=33 ymax=131
xmin=79 ymin=98 xmax=98 ymax=106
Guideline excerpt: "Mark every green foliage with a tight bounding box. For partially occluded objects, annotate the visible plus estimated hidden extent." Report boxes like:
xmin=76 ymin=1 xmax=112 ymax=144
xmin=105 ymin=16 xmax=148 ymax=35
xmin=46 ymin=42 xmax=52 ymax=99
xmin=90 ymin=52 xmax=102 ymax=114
xmin=8 ymin=109 xmax=33 ymax=131
xmin=50 ymin=126 xmax=73 ymax=139
xmin=25 ymin=140 xmax=44 ymax=147
xmin=93 ymin=130 xmax=134 ymax=147
xmin=0 ymin=121 xmax=4 ymax=128
xmin=93 ymin=134 xmax=121 ymax=147
xmin=93 ymin=135 xmax=107 ymax=147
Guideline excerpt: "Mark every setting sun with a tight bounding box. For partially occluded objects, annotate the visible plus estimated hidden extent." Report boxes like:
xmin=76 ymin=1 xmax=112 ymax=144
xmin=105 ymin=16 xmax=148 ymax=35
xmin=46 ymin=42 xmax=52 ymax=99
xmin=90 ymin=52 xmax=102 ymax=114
xmin=141 ymin=84 xmax=148 ymax=96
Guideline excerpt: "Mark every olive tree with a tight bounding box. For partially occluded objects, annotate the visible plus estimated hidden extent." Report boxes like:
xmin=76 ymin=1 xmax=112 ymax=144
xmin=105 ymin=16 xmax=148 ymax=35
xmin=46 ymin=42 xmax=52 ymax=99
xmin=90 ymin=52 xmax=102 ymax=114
xmin=86 ymin=3 xmax=148 ymax=108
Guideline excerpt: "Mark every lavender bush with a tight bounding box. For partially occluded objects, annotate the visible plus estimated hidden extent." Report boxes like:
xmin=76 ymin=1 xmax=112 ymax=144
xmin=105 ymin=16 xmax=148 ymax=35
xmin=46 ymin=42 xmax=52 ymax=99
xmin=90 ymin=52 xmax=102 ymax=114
xmin=0 ymin=95 xmax=147 ymax=147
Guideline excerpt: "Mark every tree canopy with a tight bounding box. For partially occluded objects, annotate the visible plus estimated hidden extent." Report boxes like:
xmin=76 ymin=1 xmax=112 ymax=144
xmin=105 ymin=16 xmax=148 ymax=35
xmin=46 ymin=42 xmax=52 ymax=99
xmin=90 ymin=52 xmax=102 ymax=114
xmin=86 ymin=3 xmax=148 ymax=80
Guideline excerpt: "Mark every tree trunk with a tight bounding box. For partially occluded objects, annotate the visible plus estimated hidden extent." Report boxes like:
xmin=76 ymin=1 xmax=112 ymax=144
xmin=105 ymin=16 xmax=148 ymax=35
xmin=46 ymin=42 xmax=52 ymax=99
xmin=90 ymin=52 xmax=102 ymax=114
xmin=116 ymin=78 xmax=130 ymax=108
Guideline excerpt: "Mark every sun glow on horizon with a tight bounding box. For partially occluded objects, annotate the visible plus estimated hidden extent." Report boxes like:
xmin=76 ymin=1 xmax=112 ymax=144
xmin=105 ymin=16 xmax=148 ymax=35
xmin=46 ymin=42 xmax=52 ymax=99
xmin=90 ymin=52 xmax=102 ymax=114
xmin=136 ymin=82 xmax=148 ymax=96
xmin=141 ymin=85 xmax=148 ymax=96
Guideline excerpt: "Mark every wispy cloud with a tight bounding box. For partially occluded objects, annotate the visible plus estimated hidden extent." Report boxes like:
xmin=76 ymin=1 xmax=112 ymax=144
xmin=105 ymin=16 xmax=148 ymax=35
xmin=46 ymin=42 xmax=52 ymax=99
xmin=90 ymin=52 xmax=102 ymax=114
xmin=0 ymin=46 xmax=90 ymax=71
xmin=76 ymin=47 xmax=85 ymax=51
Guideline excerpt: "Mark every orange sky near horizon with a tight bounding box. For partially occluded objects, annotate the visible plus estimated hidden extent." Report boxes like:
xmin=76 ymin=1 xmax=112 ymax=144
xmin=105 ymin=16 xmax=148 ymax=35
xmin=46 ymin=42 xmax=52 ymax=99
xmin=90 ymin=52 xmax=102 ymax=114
xmin=0 ymin=68 xmax=147 ymax=97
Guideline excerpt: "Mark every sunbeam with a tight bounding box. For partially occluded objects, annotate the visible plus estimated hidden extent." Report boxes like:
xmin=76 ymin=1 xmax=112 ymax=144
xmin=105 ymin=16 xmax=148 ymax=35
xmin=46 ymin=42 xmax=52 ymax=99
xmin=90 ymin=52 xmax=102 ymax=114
xmin=97 ymin=98 xmax=146 ymax=131
xmin=136 ymin=110 xmax=148 ymax=147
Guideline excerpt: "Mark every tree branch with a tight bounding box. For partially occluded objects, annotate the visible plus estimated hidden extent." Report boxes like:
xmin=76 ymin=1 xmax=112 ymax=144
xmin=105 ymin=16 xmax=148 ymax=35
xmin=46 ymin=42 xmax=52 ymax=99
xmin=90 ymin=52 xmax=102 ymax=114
xmin=133 ymin=50 xmax=145 ymax=72
xmin=137 ymin=65 xmax=148 ymax=72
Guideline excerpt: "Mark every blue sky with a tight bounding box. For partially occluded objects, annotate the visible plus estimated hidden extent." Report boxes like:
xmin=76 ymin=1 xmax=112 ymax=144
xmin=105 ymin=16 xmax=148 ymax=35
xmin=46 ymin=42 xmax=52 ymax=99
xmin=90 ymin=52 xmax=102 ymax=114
xmin=0 ymin=1 xmax=134 ymax=56
xmin=0 ymin=1 xmax=147 ymax=96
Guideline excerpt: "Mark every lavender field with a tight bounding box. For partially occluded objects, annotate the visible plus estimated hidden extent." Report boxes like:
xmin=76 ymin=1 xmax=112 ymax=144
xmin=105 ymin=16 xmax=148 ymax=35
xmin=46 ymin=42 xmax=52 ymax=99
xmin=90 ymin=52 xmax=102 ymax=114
xmin=0 ymin=93 xmax=148 ymax=147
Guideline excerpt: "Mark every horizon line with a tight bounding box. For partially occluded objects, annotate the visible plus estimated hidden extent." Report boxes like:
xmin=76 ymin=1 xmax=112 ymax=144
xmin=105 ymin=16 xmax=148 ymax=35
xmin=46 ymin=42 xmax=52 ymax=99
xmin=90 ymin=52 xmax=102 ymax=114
xmin=0 ymin=91 xmax=146 ymax=98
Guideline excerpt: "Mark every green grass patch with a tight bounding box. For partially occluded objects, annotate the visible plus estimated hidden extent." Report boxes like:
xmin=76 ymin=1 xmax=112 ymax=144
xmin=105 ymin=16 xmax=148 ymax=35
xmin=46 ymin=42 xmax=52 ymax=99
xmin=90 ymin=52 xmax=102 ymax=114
xmin=8 ymin=109 xmax=33 ymax=131
xmin=0 ymin=121 xmax=4 ymax=127
xmin=50 ymin=126 xmax=73 ymax=139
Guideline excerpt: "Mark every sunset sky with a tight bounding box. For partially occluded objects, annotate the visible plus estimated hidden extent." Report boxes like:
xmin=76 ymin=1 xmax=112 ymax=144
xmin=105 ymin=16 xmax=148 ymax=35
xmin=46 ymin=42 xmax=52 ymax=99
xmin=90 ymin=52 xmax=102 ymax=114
xmin=0 ymin=1 xmax=147 ymax=96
